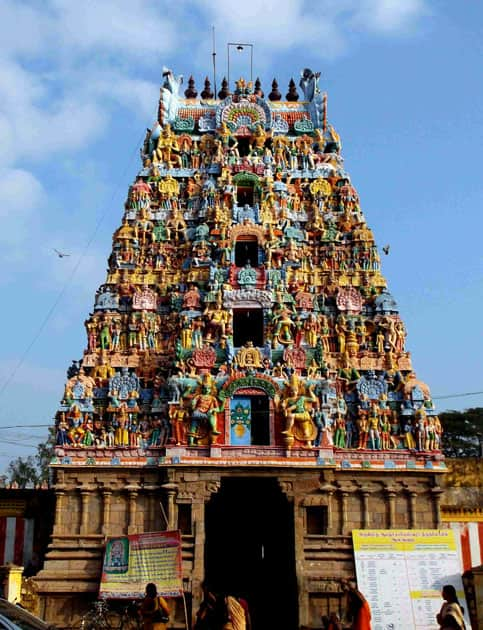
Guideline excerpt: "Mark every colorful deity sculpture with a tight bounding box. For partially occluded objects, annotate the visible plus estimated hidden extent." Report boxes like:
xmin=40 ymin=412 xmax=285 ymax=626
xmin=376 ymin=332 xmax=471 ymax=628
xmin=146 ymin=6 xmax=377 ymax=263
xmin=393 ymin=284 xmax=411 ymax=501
xmin=53 ymin=68 xmax=440 ymax=456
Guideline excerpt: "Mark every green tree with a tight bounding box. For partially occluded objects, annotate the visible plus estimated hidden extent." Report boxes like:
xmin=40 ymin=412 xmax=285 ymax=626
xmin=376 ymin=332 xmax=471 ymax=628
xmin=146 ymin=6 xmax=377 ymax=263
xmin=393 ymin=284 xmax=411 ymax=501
xmin=7 ymin=455 xmax=39 ymax=488
xmin=6 ymin=428 xmax=55 ymax=487
xmin=36 ymin=427 xmax=56 ymax=483
xmin=440 ymin=407 xmax=483 ymax=458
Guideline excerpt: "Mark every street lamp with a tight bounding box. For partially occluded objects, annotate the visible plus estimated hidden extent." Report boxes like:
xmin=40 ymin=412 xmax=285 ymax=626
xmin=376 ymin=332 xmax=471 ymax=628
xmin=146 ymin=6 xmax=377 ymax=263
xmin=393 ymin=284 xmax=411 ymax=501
xmin=227 ymin=42 xmax=254 ymax=88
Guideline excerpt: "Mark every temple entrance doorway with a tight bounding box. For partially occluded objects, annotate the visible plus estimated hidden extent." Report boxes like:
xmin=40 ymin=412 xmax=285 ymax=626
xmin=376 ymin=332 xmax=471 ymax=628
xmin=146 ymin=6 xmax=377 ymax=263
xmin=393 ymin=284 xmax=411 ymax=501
xmin=229 ymin=393 xmax=270 ymax=445
xmin=204 ymin=477 xmax=298 ymax=630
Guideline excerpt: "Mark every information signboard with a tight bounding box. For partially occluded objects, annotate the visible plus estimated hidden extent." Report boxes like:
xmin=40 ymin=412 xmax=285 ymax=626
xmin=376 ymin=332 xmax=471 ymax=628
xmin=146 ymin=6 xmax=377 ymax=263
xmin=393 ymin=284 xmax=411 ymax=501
xmin=99 ymin=530 xmax=183 ymax=599
xmin=352 ymin=529 xmax=470 ymax=630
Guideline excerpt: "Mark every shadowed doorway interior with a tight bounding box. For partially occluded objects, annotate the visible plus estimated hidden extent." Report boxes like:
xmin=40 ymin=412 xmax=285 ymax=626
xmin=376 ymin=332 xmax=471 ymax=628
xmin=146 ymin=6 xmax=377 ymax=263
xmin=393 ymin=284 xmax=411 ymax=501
xmin=204 ymin=477 xmax=297 ymax=630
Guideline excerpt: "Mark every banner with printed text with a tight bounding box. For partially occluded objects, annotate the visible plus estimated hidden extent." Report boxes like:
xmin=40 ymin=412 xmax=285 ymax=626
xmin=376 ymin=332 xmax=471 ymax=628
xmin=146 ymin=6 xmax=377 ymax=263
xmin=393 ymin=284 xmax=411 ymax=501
xmin=99 ymin=530 xmax=183 ymax=599
xmin=352 ymin=529 xmax=471 ymax=630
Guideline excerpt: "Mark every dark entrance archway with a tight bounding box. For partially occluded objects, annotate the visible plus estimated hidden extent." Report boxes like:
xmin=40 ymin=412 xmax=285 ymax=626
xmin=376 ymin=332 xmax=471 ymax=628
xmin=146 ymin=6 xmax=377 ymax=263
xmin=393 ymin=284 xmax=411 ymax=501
xmin=205 ymin=477 xmax=298 ymax=630
xmin=235 ymin=238 xmax=259 ymax=267
xmin=233 ymin=309 xmax=264 ymax=347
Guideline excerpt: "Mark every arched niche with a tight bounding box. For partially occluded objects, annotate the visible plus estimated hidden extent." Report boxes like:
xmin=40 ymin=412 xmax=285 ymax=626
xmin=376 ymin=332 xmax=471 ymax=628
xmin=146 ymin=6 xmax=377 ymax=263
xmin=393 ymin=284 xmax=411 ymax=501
xmin=219 ymin=376 xmax=280 ymax=447
xmin=233 ymin=171 xmax=261 ymax=207
xmin=235 ymin=234 xmax=259 ymax=267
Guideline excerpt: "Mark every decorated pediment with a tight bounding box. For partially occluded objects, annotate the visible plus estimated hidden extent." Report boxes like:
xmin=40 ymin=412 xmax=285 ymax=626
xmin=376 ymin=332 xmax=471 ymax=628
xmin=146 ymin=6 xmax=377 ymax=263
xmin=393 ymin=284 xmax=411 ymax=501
xmin=217 ymin=96 xmax=272 ymax=131
xmin=223 ymin=289 xmax=273 ymax=309
xmin=229 ymin=222 xmax=265 ymax=244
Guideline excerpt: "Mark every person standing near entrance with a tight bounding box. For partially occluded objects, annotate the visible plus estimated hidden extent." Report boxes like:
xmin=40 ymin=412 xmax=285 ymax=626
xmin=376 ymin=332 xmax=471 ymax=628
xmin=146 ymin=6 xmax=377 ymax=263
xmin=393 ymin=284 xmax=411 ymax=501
xmin=236 ymin=596 xmax=251 ymax=630
xmin=223 ymin=595 xmax=246 ymax=630
xmin=140 ymin=582 xmax=170 ymax=630
xmin=436 ymin=585 xmax=466 ymax=629
xmin=341 ymin=579 xmax=372 ymax=630
xmin=194 ymin=583 xmax=225 ymax=630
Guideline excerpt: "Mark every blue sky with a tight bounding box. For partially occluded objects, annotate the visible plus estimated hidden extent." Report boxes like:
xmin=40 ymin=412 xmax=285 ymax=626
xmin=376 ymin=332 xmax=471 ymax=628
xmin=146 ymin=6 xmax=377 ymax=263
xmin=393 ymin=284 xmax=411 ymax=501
xmin=0 ymin=1 xmax=481 ymax=472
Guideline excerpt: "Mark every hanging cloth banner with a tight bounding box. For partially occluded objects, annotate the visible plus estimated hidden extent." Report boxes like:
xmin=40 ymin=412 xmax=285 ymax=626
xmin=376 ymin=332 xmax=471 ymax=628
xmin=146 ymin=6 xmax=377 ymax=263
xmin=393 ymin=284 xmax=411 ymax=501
xmin=99 ymin=530 xmax=183 ymax=599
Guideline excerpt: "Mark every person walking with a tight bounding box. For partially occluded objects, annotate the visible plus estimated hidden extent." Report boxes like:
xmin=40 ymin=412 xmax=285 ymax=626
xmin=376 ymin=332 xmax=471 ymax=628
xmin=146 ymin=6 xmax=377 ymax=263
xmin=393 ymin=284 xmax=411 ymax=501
xmin=222 ymin=595 xmax=246 ymax=630
xmin=341 ymin=579 xmax=372 ymax=630
xmin=140 ymin=582 xmax=170 ymax=630
xmin=194 ymin=583 xmax=225 ymax=630
xmin=436 ymin=584 xmax=466 ymax=629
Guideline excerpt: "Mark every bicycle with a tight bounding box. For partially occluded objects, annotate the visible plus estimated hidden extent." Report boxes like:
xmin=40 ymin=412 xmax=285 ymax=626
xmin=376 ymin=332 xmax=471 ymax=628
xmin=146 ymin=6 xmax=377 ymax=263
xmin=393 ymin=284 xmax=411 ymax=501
xmin=117 ymin=601 xmax=142 ymax=630
xmin=72 ymin=599 xmax=141 ymax=630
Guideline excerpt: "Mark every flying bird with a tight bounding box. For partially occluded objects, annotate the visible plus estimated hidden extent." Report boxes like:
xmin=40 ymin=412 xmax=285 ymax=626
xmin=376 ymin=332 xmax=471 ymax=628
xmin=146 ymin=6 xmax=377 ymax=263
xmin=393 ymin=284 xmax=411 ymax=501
xmin=382 ymin=244 xmax=390 ymax=255
xmin=53 ymin=248 xmax=70 ymax=258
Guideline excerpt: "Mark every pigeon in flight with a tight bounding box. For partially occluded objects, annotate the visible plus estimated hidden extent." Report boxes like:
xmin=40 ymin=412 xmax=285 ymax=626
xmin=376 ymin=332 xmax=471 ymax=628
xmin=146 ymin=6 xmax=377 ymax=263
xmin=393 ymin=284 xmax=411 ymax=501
xmin=53 ymin=249 xmax=70 ymax=258
xmin=382 ymin=244 xmax=390 ymax=255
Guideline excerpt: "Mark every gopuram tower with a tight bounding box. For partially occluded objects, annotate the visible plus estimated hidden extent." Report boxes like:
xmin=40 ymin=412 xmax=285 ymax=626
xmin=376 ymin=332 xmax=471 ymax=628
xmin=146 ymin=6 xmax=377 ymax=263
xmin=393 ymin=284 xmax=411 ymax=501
xmin=36 ymin=69 xmax=446 ymax=629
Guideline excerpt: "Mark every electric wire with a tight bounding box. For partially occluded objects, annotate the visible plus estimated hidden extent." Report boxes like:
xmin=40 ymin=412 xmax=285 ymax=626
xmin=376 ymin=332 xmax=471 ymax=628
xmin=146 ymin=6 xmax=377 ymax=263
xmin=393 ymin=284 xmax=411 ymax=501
xmin=0 ymin=439 xmax=41 ymax=448
xmin=0 ymin=388 xmax=480 ymax=436
xmin=0 ymin=425 xmax=51 ymax=430
xmin=432 ymin=391 xmax=483 ymax=401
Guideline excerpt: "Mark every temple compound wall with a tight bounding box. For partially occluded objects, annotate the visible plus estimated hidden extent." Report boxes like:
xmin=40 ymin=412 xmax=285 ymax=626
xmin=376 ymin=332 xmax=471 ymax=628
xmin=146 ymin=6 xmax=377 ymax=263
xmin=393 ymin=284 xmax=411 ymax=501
xmin=36 ymin=461 xmax=443 ymax=628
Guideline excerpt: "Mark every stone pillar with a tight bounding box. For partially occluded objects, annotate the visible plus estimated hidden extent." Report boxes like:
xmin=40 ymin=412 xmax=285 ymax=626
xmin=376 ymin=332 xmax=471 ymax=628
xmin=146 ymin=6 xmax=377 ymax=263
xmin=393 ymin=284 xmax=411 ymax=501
xmin=319 ymin=483 xmax=335 ymax=534
xmin=407 ymin=490 xmax=417 ymax=529
xmin=431 ymin=486 xmax=443 ymax=528
xmin=339 ymin=490 xmax=348 ymax=535
xmin=53 ymin=490 xmax=65 ymax=535
xmin=384 ymin=485 xmax=396 ymax=529
xmin=127 ymin=490 xmax=139 ymax=534
xmin=162 ymin=483 xmax=178 ymax=530
xmin=149 ymin=490 xmax=157 ymax=531
xmin=190 ymin=478 xmax=221 ymax=624
xmin=192 ymin=500 xmax=205 ymax=575
xmin=143 ymin=485 xmax=160 ymax=531
xmin=360 ymin=488 xmax=370 ymax=529
xmin=102 ymin=490 xmax=112 ymax=536
xmin=80 ymin=490 xmax=90 ymax=535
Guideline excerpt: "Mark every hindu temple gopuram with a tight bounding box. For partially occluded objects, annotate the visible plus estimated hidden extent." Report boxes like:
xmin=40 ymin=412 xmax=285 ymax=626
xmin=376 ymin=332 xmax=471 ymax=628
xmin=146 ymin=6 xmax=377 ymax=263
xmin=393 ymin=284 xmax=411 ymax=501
xmin=36 ymin=68 xmax=447 ymax=629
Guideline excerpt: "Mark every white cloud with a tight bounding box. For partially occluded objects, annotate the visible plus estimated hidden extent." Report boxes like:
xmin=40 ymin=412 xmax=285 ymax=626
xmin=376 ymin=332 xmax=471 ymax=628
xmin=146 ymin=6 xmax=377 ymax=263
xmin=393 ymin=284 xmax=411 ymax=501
xmin=352 ymin=0 xmax=428 ymax=33
xmin=194 ymin=0 xmax=427 ymax=63
xmin=51 ymin=0 xmax=176 ymax=59
xmin=0 ymin=167 xmax=44 ymax=213
xmin=0 ymin=1 xmax=53 ymax=58
xmin=0 ymin=59 xmax=107 ymax=166
xmin=85 ymin=73 xmax=160 ymax=122
xmin=0 ymin=168 xmax=44 ymax=246
xmin=198 ymin=0 xmax=340 ymax=54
